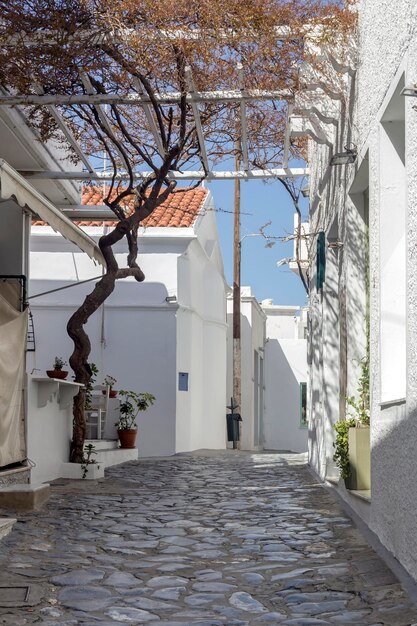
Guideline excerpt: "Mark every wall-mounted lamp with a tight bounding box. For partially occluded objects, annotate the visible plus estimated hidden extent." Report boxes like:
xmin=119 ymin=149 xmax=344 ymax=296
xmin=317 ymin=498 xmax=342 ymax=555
xmin=301 ymin=185 xmax=310 ymax=198
xmin=401 ymin=84 xmax=417 ymax=97
xmin=330 ymin=145 xmax=357 ymax=166
xmin=165 ymin=295 xmax=177 ymax=303
xmin=276 ymin=258 xmax=291 ymax=267
xmin=264 ymin=240 xmax=276 ymax=249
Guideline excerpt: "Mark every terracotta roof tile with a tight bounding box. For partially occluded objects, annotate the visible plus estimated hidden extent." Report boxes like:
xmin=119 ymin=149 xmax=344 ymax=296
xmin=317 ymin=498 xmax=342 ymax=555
xmin=32 ymin=186 xmax=208 ymax=228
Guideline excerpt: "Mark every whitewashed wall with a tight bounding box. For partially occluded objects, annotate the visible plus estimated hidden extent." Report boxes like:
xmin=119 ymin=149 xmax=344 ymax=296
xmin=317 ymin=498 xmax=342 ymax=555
xmin=307 ymin=0 xmax=417 ymax=581
xmin=26 ymin=375 xmax=76 ymax=483
xmin=28 ymin=276 xmax=178 ymax=457
xmin=359 ymin=0 xmax=417 ymax=580
xmin=29 ymin=196 xmax=227 ymax=460
xmin=176 ymin=234 xmax=227 ymax=452
xmin=262 ymin=305 xmax=308 ymax=453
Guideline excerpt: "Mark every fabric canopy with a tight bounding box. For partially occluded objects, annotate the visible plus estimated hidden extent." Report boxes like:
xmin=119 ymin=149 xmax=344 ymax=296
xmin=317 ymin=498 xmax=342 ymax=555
xmin=0 ymin=159 xmax=105 ymax=267
xmin=0 ymin=293 xmax=28 ymax=467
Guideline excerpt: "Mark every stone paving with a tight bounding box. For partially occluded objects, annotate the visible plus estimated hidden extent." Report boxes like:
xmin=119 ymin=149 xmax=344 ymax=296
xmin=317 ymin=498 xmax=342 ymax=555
xmin=0 ymin=450 xmax=417 ymax=626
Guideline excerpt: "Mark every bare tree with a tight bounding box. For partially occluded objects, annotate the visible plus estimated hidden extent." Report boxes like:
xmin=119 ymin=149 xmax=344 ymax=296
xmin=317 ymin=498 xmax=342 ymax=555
xmin=0 ymin=0 xmax=354 ymax=461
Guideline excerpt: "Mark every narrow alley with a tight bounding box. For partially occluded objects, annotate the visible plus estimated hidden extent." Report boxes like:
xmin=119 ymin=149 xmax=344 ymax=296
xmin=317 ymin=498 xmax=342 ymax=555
xmin=1 ymin=451 xmax=416 ymax=626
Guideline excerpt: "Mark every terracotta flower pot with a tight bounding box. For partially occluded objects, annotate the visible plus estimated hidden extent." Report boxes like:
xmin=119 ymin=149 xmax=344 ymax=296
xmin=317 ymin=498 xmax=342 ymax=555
xmin=117 ymin=429 xmax=137 ymax=449
xmin=102 ymin=389 xmax=118 ymax=398
xmin=46 ymin=370 xmax=68 ymax=380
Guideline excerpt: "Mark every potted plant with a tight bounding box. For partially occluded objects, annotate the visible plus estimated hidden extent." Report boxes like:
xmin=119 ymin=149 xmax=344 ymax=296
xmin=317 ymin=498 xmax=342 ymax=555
xmin=115 ymin=390 xmax=155 ymax=449
xmin=333 ymin=356 xmax=370 ymax=490
xmin=46 ymin=356 xmax=68 ymax=380
xmin=103 ymin=375 xmax=118 ymax=398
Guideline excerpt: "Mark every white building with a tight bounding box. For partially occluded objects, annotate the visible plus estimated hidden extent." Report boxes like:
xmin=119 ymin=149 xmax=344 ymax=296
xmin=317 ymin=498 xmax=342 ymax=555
xmin=0 ymin=104 xmax=104 ymax=488
xmin=226 ymin=290 xmax=308 ymax=453
xmin=30 ymin=186 xmax=228 ymax=465
xmin=261 ymin=302 xmax=308 ymax=453
xmin=303 ymin=0 xmax=417 ymax=581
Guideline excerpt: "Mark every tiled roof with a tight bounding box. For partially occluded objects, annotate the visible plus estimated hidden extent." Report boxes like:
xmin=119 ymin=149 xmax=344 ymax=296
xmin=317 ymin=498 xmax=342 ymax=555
xmin=33 ymin=186 xmax=208 ymax=228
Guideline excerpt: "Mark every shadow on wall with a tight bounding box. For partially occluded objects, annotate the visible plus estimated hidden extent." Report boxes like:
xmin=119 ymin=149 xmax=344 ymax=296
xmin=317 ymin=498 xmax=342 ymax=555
xmin=264 ymin=339 xmax=307 ymax=453
xmin=330 ymin=402 xmax=417 ymax=585
xmin=28 ymin=279 xmax=173 ymax=370
xmin=105 ymin=280 xmax=172 ymax=306
xmin=309 ymin=182 xmax=369 ymax=480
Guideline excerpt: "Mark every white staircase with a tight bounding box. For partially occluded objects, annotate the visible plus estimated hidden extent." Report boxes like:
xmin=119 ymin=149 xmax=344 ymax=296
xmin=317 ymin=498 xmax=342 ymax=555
xmin=85 ymin=440 xmax=139 ymax=467
xmin=61 ymin=440 xmax=138 ymax=480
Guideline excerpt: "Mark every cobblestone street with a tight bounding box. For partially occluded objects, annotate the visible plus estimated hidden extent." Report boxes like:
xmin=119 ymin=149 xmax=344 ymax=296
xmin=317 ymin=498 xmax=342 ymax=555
xmin=1 ymin=451 xmax=416 ymax=626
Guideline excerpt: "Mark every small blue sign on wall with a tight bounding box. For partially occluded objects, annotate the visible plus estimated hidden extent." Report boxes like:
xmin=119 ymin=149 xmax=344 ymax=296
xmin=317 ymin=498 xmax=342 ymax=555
xmin=178 ymin=372 xmax=189 ymax=391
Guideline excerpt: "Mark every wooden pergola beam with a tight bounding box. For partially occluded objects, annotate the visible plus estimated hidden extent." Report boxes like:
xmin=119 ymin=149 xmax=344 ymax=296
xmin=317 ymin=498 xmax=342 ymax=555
xmin=0 ymin=89 xmax=292 ymax=107
xmin=22 ymin=167 xmax=309 ymax=181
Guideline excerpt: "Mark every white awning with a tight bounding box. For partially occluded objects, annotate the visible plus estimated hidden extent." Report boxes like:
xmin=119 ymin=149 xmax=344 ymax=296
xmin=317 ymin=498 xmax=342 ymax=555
xmin=0 ymin=159 xmax=105 ymax=266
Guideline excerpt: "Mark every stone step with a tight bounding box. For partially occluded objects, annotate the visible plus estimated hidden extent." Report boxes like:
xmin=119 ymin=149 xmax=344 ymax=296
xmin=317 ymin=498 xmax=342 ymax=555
xmin=94 ymin=447 xmax=138 ymax=466
xmin=60 ymin=447 xmax=138 ymax=481
xmin=85 ymin=439 xmax=118 ymax=451
xmin=0 ymin=483 xmax=50 ymax=510
xmin=0 ymin=517 xmax=16 ymax=539
xmin=61 ymin=462 xmax=104 ymax=480
xmin=0 ymin=465 xmax=30 ymax=488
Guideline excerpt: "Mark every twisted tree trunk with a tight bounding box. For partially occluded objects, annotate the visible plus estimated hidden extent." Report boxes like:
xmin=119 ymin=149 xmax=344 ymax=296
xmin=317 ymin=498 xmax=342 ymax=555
xmin=67 ymin=220 xmax=145 ymax=463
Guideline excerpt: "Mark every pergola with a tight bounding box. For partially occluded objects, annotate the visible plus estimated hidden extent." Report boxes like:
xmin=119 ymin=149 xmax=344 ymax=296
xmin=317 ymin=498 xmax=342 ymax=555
xmin=0 ymin=71 xmax=310 ymax=219
xmin=0 ymin=22 xmax=355 ymax=223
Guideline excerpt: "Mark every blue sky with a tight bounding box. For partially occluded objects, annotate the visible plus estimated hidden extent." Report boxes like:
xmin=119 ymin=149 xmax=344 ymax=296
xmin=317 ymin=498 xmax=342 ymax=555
xmin=208 ymin=176 xmax=309 ymax=307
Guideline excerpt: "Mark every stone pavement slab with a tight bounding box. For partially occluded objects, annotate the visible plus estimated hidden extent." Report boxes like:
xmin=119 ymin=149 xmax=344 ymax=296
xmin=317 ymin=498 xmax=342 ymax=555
xmin=0 ymin=451 xmax=416 ymax=625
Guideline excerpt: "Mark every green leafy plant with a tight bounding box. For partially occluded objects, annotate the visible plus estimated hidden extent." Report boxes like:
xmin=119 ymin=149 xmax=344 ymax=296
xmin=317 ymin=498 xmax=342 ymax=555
xmin=333 ymin=355 xmax=370 ymax=479
xmin=81 ymin=443 xmax=100 ymax=479
xmin=333 ymin=418 xmax=356 ymax=479
xmin=85 ymin=362 xmax=99 ymax=410
xmin=53 ymin=356 xmax=67 ymax=371
xmin=115 ymin=390 xmax=155 ymax=430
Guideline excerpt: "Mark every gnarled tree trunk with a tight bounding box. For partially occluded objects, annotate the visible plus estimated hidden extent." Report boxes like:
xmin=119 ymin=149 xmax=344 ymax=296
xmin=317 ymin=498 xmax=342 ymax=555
xmin=67 ymin=221 xmax=144 ymax=463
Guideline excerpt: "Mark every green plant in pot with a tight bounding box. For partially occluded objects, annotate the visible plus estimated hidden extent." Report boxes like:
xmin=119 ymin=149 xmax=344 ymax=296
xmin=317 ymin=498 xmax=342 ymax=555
xmin=333 ymin=417 xmax=356 ymax=481
xmin=115 ymin=390 xmax=155 ymax=449
xmin=333 ymin=356 xmax=370 ymax=490
xmin=46 ymin=356 xmax=68 ymax=380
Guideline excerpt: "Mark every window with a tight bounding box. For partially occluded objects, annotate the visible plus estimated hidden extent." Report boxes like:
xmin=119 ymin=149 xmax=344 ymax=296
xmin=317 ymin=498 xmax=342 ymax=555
xmin=178 ymin=372 xmax=189 ymax=391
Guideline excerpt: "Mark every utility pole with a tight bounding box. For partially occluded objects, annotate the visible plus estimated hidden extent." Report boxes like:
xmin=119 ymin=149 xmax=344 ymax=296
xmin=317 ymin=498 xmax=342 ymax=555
xmin=232 ymin=147 xmax=241 ymax=448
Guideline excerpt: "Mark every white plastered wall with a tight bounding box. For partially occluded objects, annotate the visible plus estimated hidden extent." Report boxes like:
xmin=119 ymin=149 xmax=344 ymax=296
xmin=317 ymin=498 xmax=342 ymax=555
xmin=28 ymin=271 xmax=179 ymax=457
xmin=307 ymin=0 xmax=417 ymax=581
xmin=29 ymin=193 xmax=228 ymax=461
xmin=26 ymin=376 xmax=75 ymax=483
xmin=176 ymin=230 xmax=227 ymax=452
xmin=262 ymin=305 xmax=308 ymax=453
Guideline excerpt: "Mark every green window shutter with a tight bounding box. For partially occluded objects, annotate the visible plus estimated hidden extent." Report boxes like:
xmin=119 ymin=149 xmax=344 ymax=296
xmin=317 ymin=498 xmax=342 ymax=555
xmin=316 ymin=231 xmax=326 ymax=291
xmin=300 ymin=382 xmax=307 ymax=428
